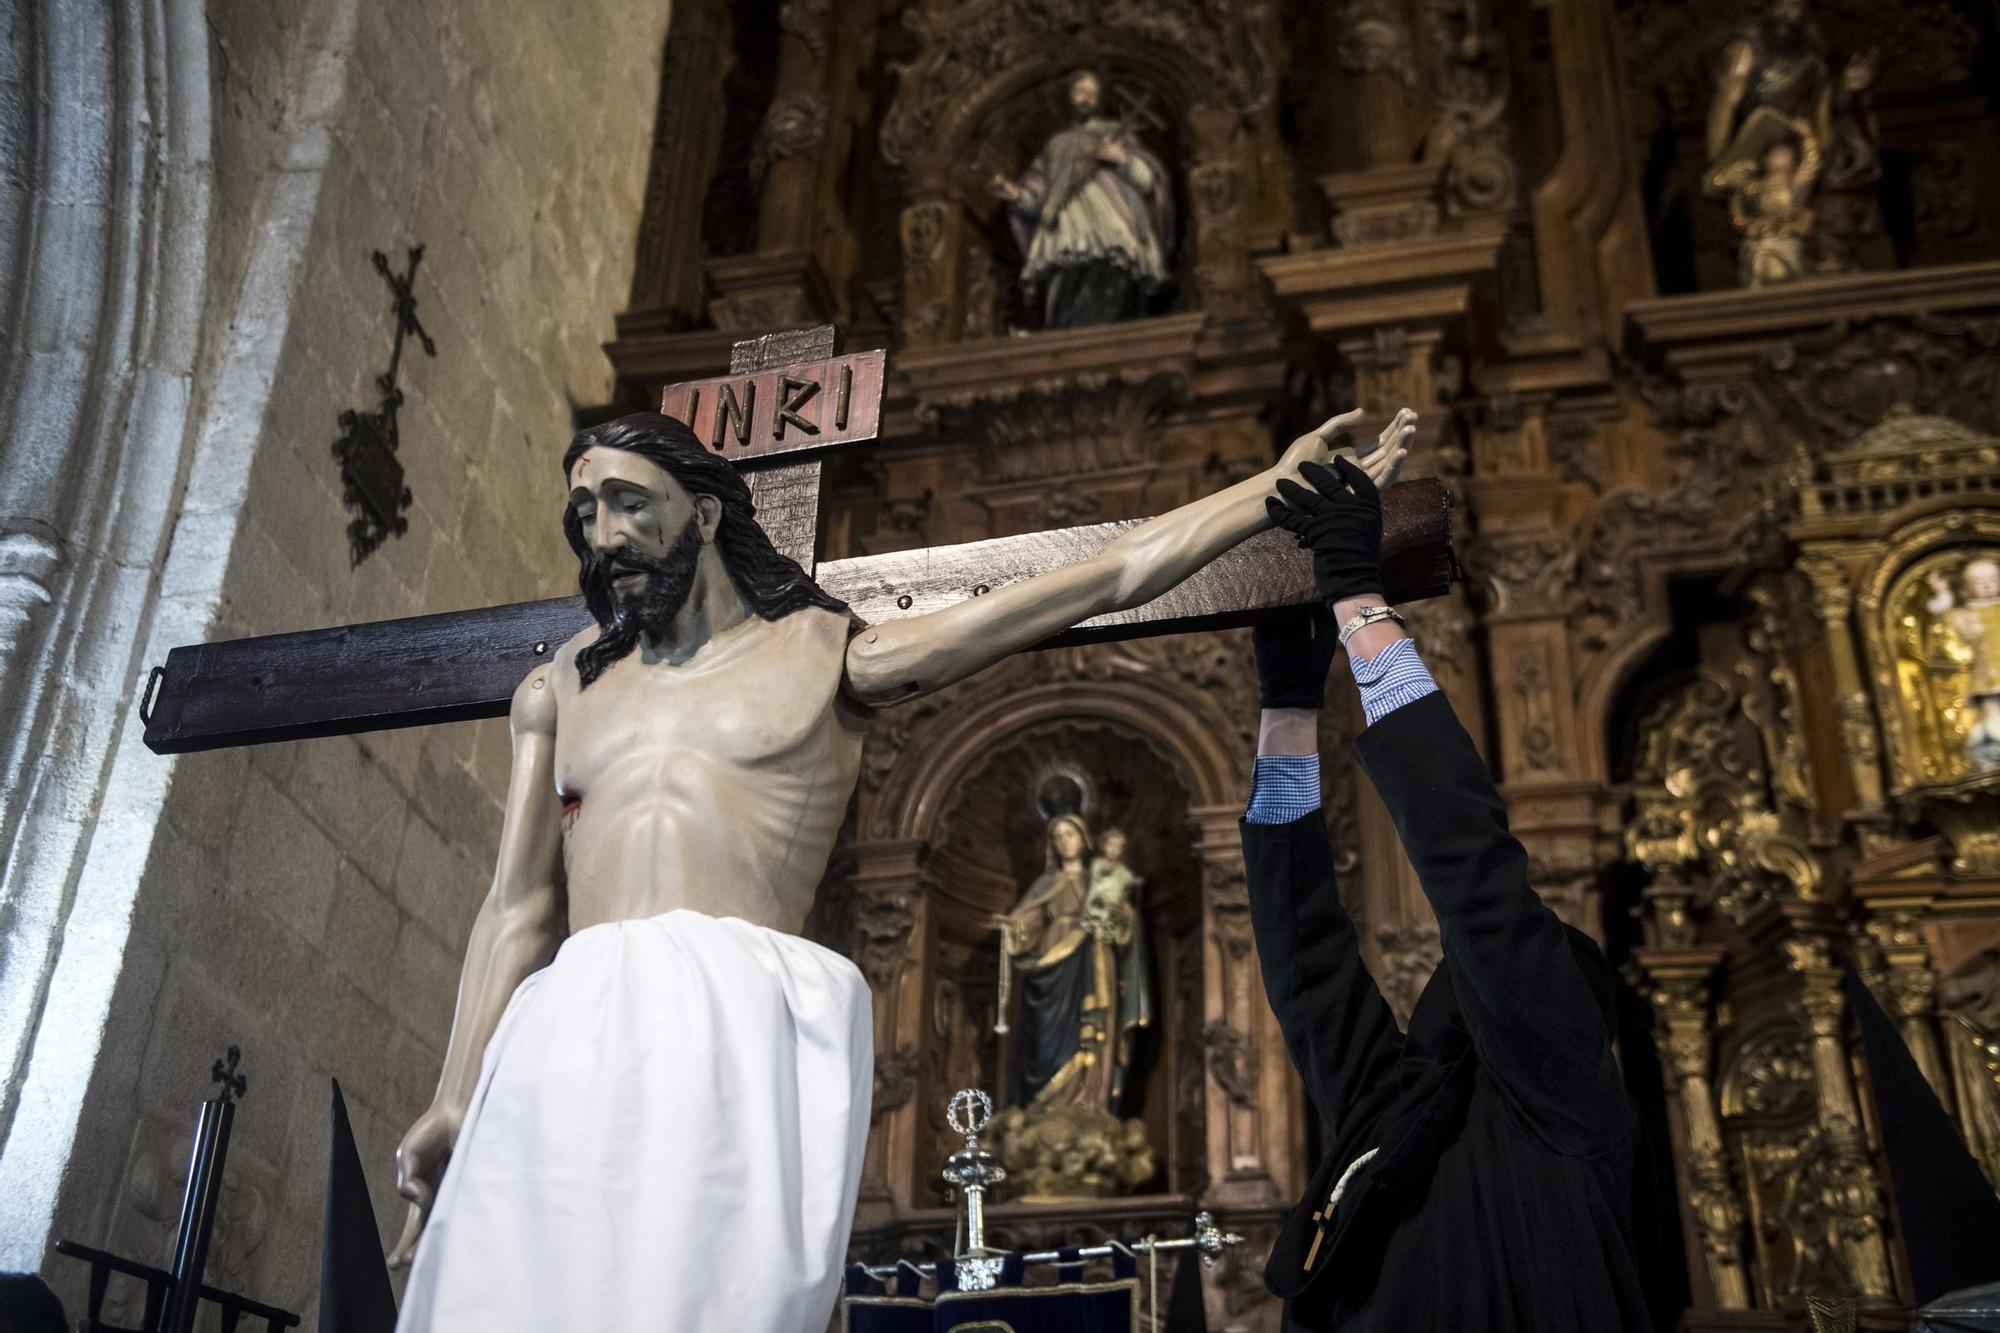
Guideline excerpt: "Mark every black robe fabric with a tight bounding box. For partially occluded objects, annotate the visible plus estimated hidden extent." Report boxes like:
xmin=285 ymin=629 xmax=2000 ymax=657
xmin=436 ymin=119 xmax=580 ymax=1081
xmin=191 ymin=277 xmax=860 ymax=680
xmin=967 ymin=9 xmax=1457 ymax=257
xmin=1241 ymin=692 xmax=1651 ymax=1332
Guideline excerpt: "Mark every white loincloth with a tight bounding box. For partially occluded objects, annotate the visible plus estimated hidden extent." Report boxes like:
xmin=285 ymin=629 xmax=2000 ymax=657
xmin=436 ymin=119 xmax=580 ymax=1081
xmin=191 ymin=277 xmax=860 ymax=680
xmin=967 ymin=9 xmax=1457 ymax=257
xmin=396 ymin=909 xmax=873 ymax=1332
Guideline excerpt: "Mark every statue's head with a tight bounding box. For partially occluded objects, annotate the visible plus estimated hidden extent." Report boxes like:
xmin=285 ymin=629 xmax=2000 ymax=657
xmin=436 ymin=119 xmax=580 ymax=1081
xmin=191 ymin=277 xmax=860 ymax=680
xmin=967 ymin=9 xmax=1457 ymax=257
xmin=1066 ymin=69 xmax=1103 ymax=118
xmin=1047 ymin=813 xmax=1094 ymax=867
xmin=1099 ymin=828 xmax=1127 ymax=865
xmin=1965 ymin=558 xmax=2000 ymax=601
xmin=561 ymin=412 xmax=845 ymax=686
xmin=1762 ymin=139 xmax=1799 ymax=178
xmin=1771 ymin=0 xmax=1806 ymax=22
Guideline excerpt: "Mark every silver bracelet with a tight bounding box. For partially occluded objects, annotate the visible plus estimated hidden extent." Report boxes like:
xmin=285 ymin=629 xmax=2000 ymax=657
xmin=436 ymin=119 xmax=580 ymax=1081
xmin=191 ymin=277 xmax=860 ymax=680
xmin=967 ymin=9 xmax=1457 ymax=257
xmin=1336 ymin=604 xmax=1405 ymax=647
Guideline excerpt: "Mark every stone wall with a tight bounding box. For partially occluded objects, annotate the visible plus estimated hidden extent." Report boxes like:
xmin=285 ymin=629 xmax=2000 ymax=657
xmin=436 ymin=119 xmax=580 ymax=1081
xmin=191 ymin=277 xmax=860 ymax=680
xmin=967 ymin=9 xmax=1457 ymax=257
xmin=31 ymin=0 xmax=669 ymax=1322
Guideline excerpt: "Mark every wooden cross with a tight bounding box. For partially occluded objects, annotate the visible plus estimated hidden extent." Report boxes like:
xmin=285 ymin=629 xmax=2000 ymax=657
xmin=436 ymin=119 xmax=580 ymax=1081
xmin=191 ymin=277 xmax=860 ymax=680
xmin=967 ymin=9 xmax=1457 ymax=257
xmin=139 ymin=325 xmax=1455 ymax=754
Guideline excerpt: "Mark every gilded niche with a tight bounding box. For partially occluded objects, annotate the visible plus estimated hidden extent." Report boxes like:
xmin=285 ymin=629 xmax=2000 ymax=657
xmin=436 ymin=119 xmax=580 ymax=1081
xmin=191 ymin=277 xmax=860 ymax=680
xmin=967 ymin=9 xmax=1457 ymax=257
xmin=1883 ymin=546 xmax=2000 ymax=784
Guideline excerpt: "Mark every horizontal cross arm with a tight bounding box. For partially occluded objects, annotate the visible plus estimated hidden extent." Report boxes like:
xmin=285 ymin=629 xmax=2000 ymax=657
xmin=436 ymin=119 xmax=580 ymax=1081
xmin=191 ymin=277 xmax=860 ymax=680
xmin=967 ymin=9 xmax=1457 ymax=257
xmin=140 ymin=479 xmax=1453 ymax=753
xmin=819 ymin=475 xmax=1454 ymax=640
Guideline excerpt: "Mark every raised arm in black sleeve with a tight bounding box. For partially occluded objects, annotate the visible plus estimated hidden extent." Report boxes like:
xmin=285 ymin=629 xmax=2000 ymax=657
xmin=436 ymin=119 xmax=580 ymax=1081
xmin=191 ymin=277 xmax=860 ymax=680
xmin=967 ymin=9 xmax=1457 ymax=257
xmin=1352 ymin=692 xmax=1633 ymax=1153
xmin=1241 ymin=812 xmax=1405 ymax=1133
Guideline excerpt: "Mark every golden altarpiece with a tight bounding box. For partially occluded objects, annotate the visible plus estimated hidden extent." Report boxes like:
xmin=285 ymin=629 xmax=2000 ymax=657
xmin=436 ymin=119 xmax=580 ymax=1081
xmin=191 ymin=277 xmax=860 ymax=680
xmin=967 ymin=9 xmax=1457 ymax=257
xmin=599 ymin=0 xmax=2000 ymax=1326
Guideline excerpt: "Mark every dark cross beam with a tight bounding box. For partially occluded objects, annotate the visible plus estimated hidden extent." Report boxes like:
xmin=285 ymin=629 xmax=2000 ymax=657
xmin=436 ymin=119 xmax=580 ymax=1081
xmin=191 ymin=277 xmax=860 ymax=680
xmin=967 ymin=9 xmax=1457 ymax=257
xmin=140 ymin=325 xmax=1455 ymax=754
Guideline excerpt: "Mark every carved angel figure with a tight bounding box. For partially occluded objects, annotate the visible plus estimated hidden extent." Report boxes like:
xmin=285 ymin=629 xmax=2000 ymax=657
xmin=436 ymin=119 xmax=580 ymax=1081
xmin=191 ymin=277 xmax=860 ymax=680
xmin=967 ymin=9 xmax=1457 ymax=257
xmin=1705 ymin=0 xmax=1878 ymax=286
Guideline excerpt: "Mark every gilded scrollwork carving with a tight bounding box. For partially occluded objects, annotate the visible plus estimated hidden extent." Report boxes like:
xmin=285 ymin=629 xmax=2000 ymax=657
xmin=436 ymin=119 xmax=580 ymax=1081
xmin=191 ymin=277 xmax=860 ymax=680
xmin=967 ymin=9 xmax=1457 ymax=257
xmin=1627 ymin=671 xmax=1822 ymax=936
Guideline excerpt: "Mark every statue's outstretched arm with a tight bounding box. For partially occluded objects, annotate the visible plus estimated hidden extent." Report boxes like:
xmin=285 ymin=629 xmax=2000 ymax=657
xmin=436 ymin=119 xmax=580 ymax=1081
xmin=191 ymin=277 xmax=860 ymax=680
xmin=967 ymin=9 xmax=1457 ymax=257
xmin=842 ymin=409 xmax=1415 ymax=707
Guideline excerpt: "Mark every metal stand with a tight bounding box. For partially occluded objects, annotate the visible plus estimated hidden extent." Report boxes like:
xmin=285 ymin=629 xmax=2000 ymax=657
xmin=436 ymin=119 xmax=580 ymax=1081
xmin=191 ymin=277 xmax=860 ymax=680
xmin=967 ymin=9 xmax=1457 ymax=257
xmin=863 ymin=1086 xmax=1246 ymax=1292
xmin=940 ymin=1089 xmax=1008 ymax=1290
xmin=57 ymin=1049 xmax=299 ymax=1333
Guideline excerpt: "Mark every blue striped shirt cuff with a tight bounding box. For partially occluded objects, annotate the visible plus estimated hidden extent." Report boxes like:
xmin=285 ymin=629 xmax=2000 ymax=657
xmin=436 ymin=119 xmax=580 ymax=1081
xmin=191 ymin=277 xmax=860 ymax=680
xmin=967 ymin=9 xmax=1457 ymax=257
xmin=1245 ymin=754 xmax=1321 ymax=824
xmin=1351 ymin=637 xmax=1438 ymax=727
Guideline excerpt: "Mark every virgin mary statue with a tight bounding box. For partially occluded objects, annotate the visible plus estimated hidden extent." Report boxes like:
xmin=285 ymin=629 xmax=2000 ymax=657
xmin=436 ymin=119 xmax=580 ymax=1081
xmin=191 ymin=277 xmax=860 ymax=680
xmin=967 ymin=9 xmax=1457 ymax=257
xmin=997 ymin=812 xmax=1152 ymax=1116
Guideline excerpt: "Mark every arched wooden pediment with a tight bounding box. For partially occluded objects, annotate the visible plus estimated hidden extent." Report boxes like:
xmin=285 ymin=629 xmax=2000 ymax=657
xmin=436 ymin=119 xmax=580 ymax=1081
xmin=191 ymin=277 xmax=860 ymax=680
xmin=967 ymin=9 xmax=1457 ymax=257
xmin=879 ymin=0 xmax=1275 ymax=172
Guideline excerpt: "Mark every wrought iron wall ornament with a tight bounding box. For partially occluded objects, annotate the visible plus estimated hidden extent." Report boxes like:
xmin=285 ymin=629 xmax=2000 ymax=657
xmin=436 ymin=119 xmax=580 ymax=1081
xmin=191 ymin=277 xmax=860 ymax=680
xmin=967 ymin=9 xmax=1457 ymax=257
xmin=332 ymin=245 xmax=436 ymax=565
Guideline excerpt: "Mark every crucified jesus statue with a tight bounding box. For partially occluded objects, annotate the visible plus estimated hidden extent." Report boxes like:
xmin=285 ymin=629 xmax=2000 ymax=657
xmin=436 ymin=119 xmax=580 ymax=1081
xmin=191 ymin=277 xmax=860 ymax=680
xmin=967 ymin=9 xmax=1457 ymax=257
xmin=384 ymin=402 xmax=1415 ymax=1332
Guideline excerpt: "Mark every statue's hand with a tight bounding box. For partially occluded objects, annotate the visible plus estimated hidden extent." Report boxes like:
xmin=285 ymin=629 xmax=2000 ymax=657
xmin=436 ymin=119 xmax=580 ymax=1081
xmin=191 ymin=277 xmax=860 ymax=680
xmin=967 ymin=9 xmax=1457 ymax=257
xmin=388 ymin=1103 xmax=463 ymax=1269
xmin=1098 ymin=139 xmax=1128 ymax=165
xmin=1841 ymin=50 xmax=1877 ymax=92
xmin=989 ymin=173 xmax=1019 ymax=203
xmin=1276 ymin=408 xmax=1415 ymax=492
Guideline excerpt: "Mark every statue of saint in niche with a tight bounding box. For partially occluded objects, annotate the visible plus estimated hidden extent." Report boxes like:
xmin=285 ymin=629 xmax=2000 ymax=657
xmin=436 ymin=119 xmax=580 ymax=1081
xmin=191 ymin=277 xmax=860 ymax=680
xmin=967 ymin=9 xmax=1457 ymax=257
xmin=988 ymin=70 xmax=1176 ymax=330
xmin=1705 ymin=0 xmax=1878 ymax=286
xmin=990 ymin=790 xmax=1155 ymax=1199
xmin=1915 ymin=555 xmax=2000 ymax=776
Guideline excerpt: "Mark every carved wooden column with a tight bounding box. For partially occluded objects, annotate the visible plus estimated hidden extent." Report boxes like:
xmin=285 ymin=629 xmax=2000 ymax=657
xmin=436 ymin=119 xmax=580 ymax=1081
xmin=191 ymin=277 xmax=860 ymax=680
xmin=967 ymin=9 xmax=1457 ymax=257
xmin=1316 ymin=1 xmax=1440 ymax=247
xmin=849 ymin=838 xmax=937 ymax=1223
xmin=1191 ymin=804 xmax=1295 ymax=1208
xmin=705 ymin=0 xmax=839 ymax=329
xmin=897 ymin=168 xmax=966 ymax=349
xmin=1188 ymin=106 xmax=1259 ymax=319
xmin=1637 ymin=949 xmax=1752 ymax=1309
xmin=1465 ymin=400 xmax=1599 ymax=934
xmin=625 ymin=0 xmax=733 ymax=323
xmin=1795 ymin=549 xmax=1888 ymax=821
xmin=1527 ymin=0 xmax=1653 ymax=344
xmin=1863 ymin=907 xmax=1952 ymax=1106
xmin=1785 ymin=930 xmax=1896 ymax=1303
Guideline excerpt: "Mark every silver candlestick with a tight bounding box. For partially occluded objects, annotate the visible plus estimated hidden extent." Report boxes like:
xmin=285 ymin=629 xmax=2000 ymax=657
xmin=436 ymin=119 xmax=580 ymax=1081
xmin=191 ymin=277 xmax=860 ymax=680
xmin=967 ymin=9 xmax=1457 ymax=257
xmin=942 ymin=1088 xmax=1007 ymax=1290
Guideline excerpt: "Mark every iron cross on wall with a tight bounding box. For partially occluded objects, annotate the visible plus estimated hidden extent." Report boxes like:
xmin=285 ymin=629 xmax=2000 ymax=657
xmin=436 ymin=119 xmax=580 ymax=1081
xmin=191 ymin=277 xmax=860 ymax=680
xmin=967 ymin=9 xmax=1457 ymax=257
xmin=139 ymin=325 xmax=1456 ymax=754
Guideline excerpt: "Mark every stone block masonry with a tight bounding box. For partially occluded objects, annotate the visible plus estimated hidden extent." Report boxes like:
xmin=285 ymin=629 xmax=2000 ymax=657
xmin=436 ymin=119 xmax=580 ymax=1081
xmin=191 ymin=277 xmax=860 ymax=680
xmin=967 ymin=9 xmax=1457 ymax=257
xmin=19 ymin=1 xmax=675 ymax=1324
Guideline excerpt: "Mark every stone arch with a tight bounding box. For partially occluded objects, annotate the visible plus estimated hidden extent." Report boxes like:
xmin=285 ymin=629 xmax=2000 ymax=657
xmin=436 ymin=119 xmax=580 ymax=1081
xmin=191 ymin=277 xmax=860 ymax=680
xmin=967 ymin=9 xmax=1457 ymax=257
xmin=0 ymin=0 xmax=357 ymax=1265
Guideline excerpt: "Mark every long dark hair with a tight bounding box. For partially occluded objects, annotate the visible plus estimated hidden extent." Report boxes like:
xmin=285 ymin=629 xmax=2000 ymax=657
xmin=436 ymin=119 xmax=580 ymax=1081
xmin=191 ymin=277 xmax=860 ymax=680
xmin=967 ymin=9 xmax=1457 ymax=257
xmin=560 ymin=412 xmax=846 ymax=650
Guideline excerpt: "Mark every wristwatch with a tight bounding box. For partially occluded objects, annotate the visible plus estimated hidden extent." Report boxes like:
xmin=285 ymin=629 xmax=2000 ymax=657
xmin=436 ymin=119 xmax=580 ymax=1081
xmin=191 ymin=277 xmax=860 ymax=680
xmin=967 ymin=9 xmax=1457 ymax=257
xmin=1336 ymin=604 xmax=1406 ymax=647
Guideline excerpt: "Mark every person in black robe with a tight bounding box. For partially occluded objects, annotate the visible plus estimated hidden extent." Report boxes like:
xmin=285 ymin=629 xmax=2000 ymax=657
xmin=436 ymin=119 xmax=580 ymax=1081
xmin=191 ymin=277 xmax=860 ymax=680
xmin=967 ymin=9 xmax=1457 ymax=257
xmin=1240 ymin=455 xmax=1652 ymax=1331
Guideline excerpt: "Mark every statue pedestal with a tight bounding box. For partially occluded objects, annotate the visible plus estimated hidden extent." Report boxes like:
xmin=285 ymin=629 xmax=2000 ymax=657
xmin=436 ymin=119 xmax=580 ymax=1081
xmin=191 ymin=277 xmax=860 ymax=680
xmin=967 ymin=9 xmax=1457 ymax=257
xmin=993 ymin=1103 xmax=1155 ymax=1202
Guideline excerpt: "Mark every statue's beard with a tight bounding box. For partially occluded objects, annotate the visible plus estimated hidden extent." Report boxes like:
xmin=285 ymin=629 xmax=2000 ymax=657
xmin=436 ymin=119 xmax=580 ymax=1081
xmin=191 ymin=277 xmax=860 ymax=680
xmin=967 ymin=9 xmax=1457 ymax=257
xmin=576 ymin=518 xmax=703 ymax=686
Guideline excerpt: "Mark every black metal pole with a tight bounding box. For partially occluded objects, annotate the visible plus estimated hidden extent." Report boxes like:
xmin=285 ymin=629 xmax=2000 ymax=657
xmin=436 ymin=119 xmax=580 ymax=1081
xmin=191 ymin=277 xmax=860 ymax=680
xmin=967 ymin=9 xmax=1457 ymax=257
xmin=161 ymin=1048 xmax=246 ymax=1333
xmin=161 ymin=1092 xmax=233 ymax=1333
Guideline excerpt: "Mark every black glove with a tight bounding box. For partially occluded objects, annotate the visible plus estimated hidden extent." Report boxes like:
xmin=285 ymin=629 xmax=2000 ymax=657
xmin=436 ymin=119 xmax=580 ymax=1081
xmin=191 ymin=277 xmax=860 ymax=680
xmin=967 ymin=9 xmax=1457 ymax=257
xmin=1266 ymin=456 xmax=1384 ymax=610
xmin=1253 ymin=610 xmax=1341 ymax=711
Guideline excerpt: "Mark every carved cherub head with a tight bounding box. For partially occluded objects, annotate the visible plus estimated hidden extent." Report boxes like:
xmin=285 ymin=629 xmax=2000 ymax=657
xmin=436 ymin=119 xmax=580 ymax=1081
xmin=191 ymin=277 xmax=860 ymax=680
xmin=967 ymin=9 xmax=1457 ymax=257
xmin=1964 ymin=558 xmax=2000 ymax=603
